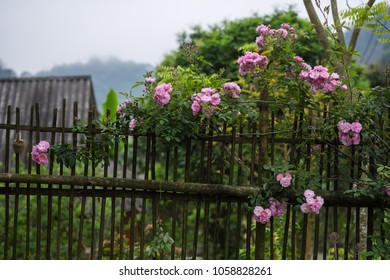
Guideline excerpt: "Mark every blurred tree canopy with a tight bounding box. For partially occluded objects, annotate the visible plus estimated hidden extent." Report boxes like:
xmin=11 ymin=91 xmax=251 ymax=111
xmin=158 ymin=7 xmax=324 ymax=80
xmin=0 ymin=60 xmax=16 ymax=77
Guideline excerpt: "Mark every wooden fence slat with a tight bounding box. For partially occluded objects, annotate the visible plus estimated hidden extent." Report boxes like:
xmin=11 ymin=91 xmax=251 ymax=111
xmin=45 ymin=107 xmax=57 ymax=259
xmin=34 ymin=103 xmax=42 ymax=260
xmin=11 ymin=108 xmax=21 ymax=260
xmin=192 ymin=200 xmax=201 ymax=260
xmin=4 ymin=105 xmax=11 ymax=260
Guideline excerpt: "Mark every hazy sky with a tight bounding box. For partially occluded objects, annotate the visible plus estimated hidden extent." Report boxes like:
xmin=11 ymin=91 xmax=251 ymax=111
xmin=1 ymin=0 xmax=366 ymax=75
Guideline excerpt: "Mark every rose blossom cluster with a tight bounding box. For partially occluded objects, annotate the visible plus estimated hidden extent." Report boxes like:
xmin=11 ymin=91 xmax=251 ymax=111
xmin=295 ymin=57 xmax=348 ymax=93
xmin=116 ymin=99 xmax=132 ymax=115
xmin=256 ymin=23 xmax=298 ymax=50
xmin=300 ymin=189 xmax=324 ymax=214
xmin=154 ymin=83 xmax=172 ymax=106
xmin=237 ymin=52 xmax=268 ymax=76
xmin=254 ymin=197 xmax=287 ymax=224
xmin=337 ymin=120 xmax=362 ymax=146
xmin=268 ymin=197 xmax=287 ymax=217
xmin=276 ymin=172 xmax=292 ymax=188
xmin=31 ymin=140 xmax=50 ymax=165
xmin=386 ymin=186 xmax=390 ymax=197
xmin=145 ymin=76 xmax=156 ymax=84
xmin=191 ymin=88 xmax=221 ymax=117
xmin=222 ymin=82 xmax=241 ymax=98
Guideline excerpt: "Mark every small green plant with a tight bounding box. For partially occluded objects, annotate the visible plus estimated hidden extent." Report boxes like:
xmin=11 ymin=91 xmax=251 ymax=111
xmin=145 ymin=223 xmax=174 ymax=260
xmin=366 ymin=208 xmax=390 ymax=259
xmin=366 ymin=236 xmax=390 ymax=259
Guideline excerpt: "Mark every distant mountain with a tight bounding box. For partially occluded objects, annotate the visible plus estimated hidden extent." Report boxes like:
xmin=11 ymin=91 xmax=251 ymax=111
xmin=37 ymin=57 xmax=153 ymax=108
xmin=345 ymin=28 xmax=390 ymax=65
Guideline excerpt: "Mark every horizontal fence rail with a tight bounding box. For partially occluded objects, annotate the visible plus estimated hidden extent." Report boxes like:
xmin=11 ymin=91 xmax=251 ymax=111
xmin=0 ymin=99 xmax=389 ymax=260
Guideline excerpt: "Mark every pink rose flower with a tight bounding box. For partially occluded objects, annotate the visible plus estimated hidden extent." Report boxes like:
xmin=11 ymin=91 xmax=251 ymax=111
xmin=340 ymin=134 xmax=352 ymax=146
xmin=191 ymin=102 xmax=201 ymax=116
xmin=201 ymin=87 xmax=215 ymax=96
xmin=154 ymin=83 xmax=172 ymax=106
xmin=237 ymin=52 xmax=268 ymax=75
xmin=280 ymin=177 xmax=291 ymax=188
xmin=210 ymin=93 xmax=221 ymax=106
xmin=294 ymin=56 xmax=303 ymax=63
xmin=154 ymin=92 xmax=171 ymax=105
xmin=222 ymin=82 xmax=241 ymax=98
xmin=129 ymin=119 xmax=136 ymax=130
xmin=301 ymin=190 xmax=324 ymax=214
xmin=281 ymin=23 xmax=291 ymax=29
xmin=350 ymin=121 xmax=363 ymax=133
xmin=306 ymin=197 xmax=315 ymax=205
xmin=300 ymin=203 xmax=311 ymax=214
xmin=36 ymin=140 xmax=50 ymax=153
xmin=145 ymin=77 xmax=156 ymax=84
xmin=315 ymin=196 xmax=324 ymax=206
xmin=276 ymin=28 xmax=288 ymax=38
xmin=32 ymin=140 xmax=51 ymax=165
xmin=337 ymin=120 xmax=363 ymax=146
xmin=310 ymin=202 xmax=322 ymax=214
xmin=191 ymin=88 xmax=220 ymax=117
xmin=31 ymin=151 xmax=41 ymax=163
xmin=253 ymin=206 xmax=263 ymax=217
xmin=254 ymin=207 xmax=272 ymax=224
xmin=276 ymin=172 xmax=292 ymax=188
xmin=256 ymin=35 xmax=266 ymax=49
xmin=37 ymin=153 xmax=49 ymax=165
xmin=304 ymin=189 xmax=315 ymax=198
xmin=256 ymin=24 xmax=269 ymax=35
xmin=351 ymin=133 xmax=361 ymax=145
xmin=268 ymin=197 xmax=287 ymax=217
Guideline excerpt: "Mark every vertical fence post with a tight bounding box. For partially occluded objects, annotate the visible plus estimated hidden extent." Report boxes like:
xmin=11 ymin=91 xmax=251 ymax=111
xmin=12 ymin=108 xmax=22 ymax=260
xmin=4 ymin=105 xmax=11 ymax=260
xmin=255 ymin=86 xmax=269 ymax=260
xmin=46 ymin=107 xmax=57 ymax=260
xmin=34 ymin=103 xmax=42 ymax=260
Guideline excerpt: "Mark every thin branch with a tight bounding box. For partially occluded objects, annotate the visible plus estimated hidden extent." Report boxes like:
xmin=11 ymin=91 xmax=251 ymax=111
xmin=331 ymin=0 xmax=348 ymax=71
xmin=331 ymin=0 xmax=347 ymax=48
xmin=348 ymin=0 xmax=376 ymax=52
xmin=303 ymin=0 xmax=331 ymax=60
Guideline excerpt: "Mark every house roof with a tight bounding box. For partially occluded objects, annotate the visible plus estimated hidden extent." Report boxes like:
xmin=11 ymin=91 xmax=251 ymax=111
xmin=0 ymin=75 xmax=96 ymax=126
xmin=0 ymin=75 xmax=97 ymax=167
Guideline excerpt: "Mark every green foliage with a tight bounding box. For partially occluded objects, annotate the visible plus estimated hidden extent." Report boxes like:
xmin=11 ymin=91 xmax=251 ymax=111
xmin=365 ymin=64 xmax=388 ymax=87
xmin=159 ymin=7 xmax=324 ymax=80
xmin=145 ymin=224 xmax=174 ymax=259
xmin=327 ymin=247 xmax=353 ymax=260
xmin=366 ymin=209 xmax=390 ymax=259
xmin=101 ymin=89 xmax=119 ymax=121
xmin=341 ymin=2 xmax=390 ymax=43
xmin=50 ymin=144 xmax=77 ymax=169
xmin=116 ymin=66 xmax=254 ymax=147
xmin=366 ymin=236 xmax=390 ymax=259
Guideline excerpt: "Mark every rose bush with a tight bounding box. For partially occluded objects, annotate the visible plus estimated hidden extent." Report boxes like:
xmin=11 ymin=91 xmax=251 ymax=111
xmin=45 ymin=22 xmax=388 ymax=228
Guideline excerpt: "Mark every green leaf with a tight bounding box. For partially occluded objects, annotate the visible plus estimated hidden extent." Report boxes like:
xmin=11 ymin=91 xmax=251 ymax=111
xmin=101 ymin=89 xmax=119 ymax=122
